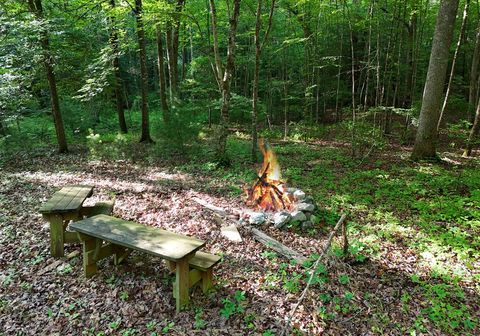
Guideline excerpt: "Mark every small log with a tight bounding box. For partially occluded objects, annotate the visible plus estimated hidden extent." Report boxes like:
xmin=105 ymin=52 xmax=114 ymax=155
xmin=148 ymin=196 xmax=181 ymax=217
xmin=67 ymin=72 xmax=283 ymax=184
xmin=191 ymin=197 xmax=227 ymax=217
xmin=248 ymin=227 xmax=307 ymax=264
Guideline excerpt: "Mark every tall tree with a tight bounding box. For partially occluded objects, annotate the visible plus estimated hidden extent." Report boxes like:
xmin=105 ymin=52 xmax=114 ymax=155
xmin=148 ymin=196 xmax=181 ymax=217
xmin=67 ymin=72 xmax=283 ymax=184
xmin=135 ymin=0 xmax=153 ymax=143
xmin=165 ymin=0 xmax=185 ymax=101
xmin=27 ymin=0 xmax=68 ymax=153
xmin=411 ymin=0 xmax=459 ymax=160
xmin=468 ymin=17 xmax=480 ymax=122
xmin=156 ymin=25 xmax=170 ymax=120
xmin=109 ymin=0 xmax=128 ymax=134
xmin=251 ymin=0 xmax=275 ymax=162
xmin=209 ymin=0 xmax=241 ymax=164
xmin=437 ymin=0 xmax=470 ymax=132
xmin=463 ymin=99 xmax=480 ymax=156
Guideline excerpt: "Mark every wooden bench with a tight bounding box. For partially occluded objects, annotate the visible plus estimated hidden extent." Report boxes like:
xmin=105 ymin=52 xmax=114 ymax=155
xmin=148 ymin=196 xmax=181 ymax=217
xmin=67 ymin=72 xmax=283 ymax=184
xmin=79 ymin=200 xmax=115 ymax=218
xmin=69 ymin=214 xmax=221 ymax=312
xmin=39 ymin=185 xmax=115 ymax=257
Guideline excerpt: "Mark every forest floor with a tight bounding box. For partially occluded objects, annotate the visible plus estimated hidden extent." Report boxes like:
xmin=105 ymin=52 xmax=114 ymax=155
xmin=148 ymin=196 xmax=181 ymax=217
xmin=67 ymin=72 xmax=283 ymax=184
xmin=1 ymin=134 xmax=479 ymax=336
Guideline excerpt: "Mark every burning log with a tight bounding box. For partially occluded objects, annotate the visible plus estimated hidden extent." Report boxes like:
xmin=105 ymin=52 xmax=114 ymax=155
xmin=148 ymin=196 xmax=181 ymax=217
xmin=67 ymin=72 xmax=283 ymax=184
xmin=246 ymin=140 xmax=293 ymax=211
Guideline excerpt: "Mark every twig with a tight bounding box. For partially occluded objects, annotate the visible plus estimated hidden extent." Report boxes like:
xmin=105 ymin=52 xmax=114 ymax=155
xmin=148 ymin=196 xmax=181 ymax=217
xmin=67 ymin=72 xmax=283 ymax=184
xmin=281 ymin=214 xmax=347 ymax=336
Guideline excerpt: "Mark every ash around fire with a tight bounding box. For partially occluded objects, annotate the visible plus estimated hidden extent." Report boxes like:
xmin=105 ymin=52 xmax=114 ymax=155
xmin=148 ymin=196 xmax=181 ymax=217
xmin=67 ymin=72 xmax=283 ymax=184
xmin=241 ymin=187 xmax=317 ymax=230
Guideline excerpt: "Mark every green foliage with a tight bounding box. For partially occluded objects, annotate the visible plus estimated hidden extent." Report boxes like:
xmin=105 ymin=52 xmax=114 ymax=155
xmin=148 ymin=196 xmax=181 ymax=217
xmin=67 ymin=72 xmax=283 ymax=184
xmin=161 ymin=321 xmax=175 ymax=334
xmin=86 ymin=129 xmax=134 ymax=160
xmin=338 ymin=274 xmax=349 ymax=285
xmin=220 ymin=290 xmax=246 ymax=319
xmin=194 ymin=309 xmax=207 ymax=329
xmin=153 ymin=106 xmax=202 ymax=155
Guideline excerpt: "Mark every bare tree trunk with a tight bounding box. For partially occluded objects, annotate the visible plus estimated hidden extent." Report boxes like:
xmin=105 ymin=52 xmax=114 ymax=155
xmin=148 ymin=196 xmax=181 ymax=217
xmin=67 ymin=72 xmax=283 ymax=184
xmin=404 ymin=2 xmax=417 ymax=107
xmin=27 ymin=0 xmax=68 ymax=153
xmin=165 ymin=0 xmax=185 ymax=101
xmin=342 ymin=0 xmax=356 ymax=156
xmin=411 ymin=0 xmax=459 ymax=160
xmin=375 ymin=14 xmax=381 ymax=107
xmin=463 ymin=99 xmax=480 ymax=156
xmin=251 ymin=0 xmax=262 ymax=162
xmin=209 ymin=0 xmax=241 ymax=164
xmin=363 ymin=1 xmax=374 ymax=110
xmin=437 ymin=0 xmax=470 ymax=132
xmin=251 ymin=0 xmax=275 ymax=162
xmin=135 ymin=0 xmax=153 ymax=143
xmin=156 ymin=25 xmax=170 ymax=121
xmin=469 ymin=18 xmax=480 ymax=122
xmin=109 ymin=0 xmax=128 ymax=134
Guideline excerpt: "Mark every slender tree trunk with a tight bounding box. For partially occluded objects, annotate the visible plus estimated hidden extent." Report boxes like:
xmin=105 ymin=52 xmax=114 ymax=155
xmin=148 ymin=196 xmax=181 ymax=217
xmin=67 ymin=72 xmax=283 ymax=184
xmin=182 ymin=44 xmax=187 ymax=81
xmin=437 ymin=0 xmax=470 ymax=132
xmin=27 ymin=0 xmax=68 ymax=153
xmin=135 ymin=0 xmax=153 ymax=143
xmin=251 ymin=0 xmax=275 ymax=162
xmin=165 ymin=0 xmax=185 ymax=101
xmin=165 ymin=25 xmax=176 ymax=99
xmin=251 ymin=0 xmax=262 ymax=162
xmin=335 ymin=27 xmax=343 ymax=121
xmin=411 ymin=0 xmax=431 ymax=105
xmin=342 ymin=0 xmax=356 ymax=156
xmin=463 ymin=99 xmax=480 ymax=156
xmin=109 ymin=0 xmax=128 ymax=134
xmin=156 ymin=25 xmax=170 ymax=120
xmin=469 ymin=18 xmax=480 ymax=122
xmin=404 ymin=2 xmax=417 ymax=107
xmin=363 ymin=1 xmax=374 ymax=110
xmin=411 ymin=0 xmax=459 ymax=160
xmin=209 ymin=0 xmax=241 ymax=164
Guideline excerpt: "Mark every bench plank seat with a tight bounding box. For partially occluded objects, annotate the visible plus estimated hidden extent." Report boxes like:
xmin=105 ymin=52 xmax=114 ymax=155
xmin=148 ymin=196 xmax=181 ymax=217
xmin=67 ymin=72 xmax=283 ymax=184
xmin=189 ymin=251 xmax=221 ymax=272
xmin=70 ymin=214 xmax=205 ymax=261
xmin=40 ymin=185 xmax=93 ymax=214
xmin=80 ymin=200 xmax=115 ymax=217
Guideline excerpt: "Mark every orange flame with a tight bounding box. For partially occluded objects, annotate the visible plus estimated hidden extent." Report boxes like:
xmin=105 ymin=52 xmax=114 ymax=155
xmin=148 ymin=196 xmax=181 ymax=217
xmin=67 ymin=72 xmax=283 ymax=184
xmin=246 ymin=140 xmax=293 ymax=211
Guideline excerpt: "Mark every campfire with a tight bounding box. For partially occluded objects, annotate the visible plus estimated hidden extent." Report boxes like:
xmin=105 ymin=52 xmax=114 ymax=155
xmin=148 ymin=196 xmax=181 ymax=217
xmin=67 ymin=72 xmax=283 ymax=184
xmin=244 ymin=140 xmax=317 ymax=230
xmin=246 ymin=139 xmax=293 ymax=211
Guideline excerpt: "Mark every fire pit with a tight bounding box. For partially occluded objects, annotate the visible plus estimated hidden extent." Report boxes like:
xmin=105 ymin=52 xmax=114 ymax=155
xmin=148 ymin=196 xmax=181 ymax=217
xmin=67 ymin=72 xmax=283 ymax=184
xmin=243 ymin=140 xmax=317 ymax=230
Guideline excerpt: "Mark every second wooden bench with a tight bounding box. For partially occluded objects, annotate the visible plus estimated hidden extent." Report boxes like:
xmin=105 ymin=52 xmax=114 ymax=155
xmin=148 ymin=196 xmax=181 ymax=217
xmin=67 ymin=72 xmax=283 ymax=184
xmin=69 ymin=214 xmax=221 ymax=312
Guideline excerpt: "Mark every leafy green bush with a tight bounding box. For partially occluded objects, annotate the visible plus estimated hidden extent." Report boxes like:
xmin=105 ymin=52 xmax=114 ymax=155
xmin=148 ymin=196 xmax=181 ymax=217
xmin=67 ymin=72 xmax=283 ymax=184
xmin=153 ymin=105 xmax=202 ymax=156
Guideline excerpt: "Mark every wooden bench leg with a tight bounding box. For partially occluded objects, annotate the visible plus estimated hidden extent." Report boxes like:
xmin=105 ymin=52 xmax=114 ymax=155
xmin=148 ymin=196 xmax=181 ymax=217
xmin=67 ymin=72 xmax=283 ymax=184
xmin=174 ymin=258 xmax=190 ymax=312
xmin=48 ymin=215 xmax=65 ymax=258
xmin=113 ymin=246 xmax=132 ymax=265
xmin=82 ymin=238 xmax=98 ymax=278
xmin=201 ymin=269 xmax=214 ymax=293
xmin=165 ymin=260 xmax=176 ymax=272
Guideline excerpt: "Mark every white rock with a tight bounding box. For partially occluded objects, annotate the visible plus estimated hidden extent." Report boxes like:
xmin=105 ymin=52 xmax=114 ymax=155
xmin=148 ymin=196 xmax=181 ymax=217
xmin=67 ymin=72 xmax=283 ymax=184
xmin=248 ymin=212 xmax=266 ymax=225
xmin=293 ymin=189 xmax=306 ymax=200
xmin=296 ymin=202 xmax=315 ymax=212
xmin=291 ymin=210 xmax=307 ymax=222
xmin=273 ymin=211 xmax=291 ymax=229
xmin=287 ymin=187 xmax=299 ymax=194
xmin=221 ymin=225 xmax=243 ymax=242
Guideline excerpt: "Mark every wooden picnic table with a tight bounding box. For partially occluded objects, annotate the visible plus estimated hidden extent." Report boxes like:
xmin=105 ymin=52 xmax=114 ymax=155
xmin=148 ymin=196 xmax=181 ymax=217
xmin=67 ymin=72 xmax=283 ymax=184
xmin=39 ymin=185 xmax=94 ymax=257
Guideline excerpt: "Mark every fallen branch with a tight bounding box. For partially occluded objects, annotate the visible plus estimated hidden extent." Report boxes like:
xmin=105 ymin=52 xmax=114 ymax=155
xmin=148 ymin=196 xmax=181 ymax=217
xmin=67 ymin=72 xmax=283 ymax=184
xmin=191 ymin=197 xmax=227 ymax=217
xmin=281 ymin=213 xmax=348 ymax=336
xmin=248 ymin=227 xmax=307 ymax=264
